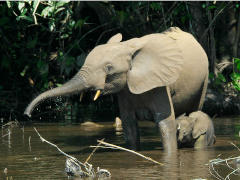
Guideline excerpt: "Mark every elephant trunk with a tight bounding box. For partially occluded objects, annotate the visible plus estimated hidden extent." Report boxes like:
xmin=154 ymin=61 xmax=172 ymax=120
xmin=178 ymin=133 xmax=183 ymax=141
xmin=24 ymin=73 xmax=87 ymax=117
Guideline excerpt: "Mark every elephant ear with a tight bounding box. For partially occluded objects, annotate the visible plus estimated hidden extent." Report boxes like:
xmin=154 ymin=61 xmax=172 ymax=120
xmin=189 ymin=111 xmax=210 ymax=139
xmin=177 ymin=113 xmax=186 ymax=119
xmin=107 ymin=33 xmax=122 ymax=44
xmin=126 ymin=32 xmax=184 ymax=94
xmin=191 ymin=117 xmax=208 ymax=139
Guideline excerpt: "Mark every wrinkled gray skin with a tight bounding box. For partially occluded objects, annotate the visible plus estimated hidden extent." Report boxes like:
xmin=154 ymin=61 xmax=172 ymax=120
xmin=24 ymin=27 xmax=209 ymax=152
xmin=176 ymin=111 xmax=216 ymax=149
xmin=176 ymin=114 xmax=195 ymax=148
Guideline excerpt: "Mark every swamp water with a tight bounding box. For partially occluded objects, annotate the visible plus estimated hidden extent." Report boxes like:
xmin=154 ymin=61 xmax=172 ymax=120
xmin=0 ymin=117 xmax=240 ymax=180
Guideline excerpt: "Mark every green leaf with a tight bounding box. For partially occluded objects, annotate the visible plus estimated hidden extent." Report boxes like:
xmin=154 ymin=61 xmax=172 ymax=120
xmin=230 ymin=72 xmax=240 ymax=81
xmin=233 ymin=58 xmax=240 ymax=71
xmin=49 ymin=20 xmax=55 ymax=31
xmin=21 ymin=8 xmax=28 ymax=16
xmin=232 ymin=80 xmax=240 ymax=91
xmin=69 ymin=20 xmax=75 ymax=28
xmin=55 ymin=7 xmax=65 ymax=14
xmin=209 ymin=72 xmax=214 ymax=79
xmin=18 ymin=2 xmax=25 ymax=13
xmin=41 ymin=7 xmax=50 ymax=18
xmin=208 ymin=5 xmax=216 ymax=10
xmin=233 ymin=57 xmax=240 ymax=64
xmin=236 ymin=63 xmax=240 ymax=72
xmin=16 ymin=16 xmax=33 ymax=22
xmin=33 ymin=0 xmax=39 ymax=10
xmin=217 ymin=73 xmax=226 ymax=82
xmin=56 ymin=1 xmax=69 ymax=8
xmin=60 ymin=34 xmax=69 ymax=39
xmin=6 ymin=1 xmax=11 ymax=8
xmin=41 ymin=6 xmax=54 ymax=18
xmin=20 ymin=65 xmax=29 ymax=77
xmin=59 ymin=51 xmax=63 ymax=57
xmin=43 ymin=81 xmax=49 ymax=89
xmin=56 ymin=83 xmax=62 ymax=87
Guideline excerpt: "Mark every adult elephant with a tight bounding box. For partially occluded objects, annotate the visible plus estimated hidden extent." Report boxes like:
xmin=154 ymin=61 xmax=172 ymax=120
xmin=24 ymin=27 xmax=209 ymax=152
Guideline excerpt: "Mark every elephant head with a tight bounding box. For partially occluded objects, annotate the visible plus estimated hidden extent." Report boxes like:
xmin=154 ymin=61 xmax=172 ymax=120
xmin=24 ymin=28 xmax=184 ymax=117
xmin=176 ymin=111 xmax=216 ymax=148
xmin=189 ymin=111 xmax=216 ymax=146
xmin=176 ymin=114 xmax=196 ymax=143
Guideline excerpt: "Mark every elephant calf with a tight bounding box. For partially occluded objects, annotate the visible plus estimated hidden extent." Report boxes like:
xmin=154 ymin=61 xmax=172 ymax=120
xmin=176 ymin=111 xmax=216 ymax=149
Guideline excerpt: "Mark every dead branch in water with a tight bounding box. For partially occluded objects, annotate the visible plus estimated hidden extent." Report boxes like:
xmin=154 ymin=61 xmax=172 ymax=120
xmin=208 ymin=142 xmax=240 ymax=180
xmin=84 ymin=138 xmax=104 ymax=164
xmin=33 ymin=127 xmax=111 ymax=178
xmin=29 ymin=136 xmax=32 ymax=152
xmin=90 ymin=139 xmax=163 ymax=166
xmin=34 ymin=127 xmax=81 ymax=163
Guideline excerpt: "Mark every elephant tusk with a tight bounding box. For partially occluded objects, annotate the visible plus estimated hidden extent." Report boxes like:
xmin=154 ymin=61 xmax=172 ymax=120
xmin=93 ymin=90 xmax=101 ymax=101
xmin=80 ymin=92 xmax=84 ymax=102
xmin=177 ymin=124 xmax=181 ymax=130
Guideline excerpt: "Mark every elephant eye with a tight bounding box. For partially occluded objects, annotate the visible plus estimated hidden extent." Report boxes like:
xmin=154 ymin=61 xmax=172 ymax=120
xmin=105 ymin=64 xmax=114 ymax=74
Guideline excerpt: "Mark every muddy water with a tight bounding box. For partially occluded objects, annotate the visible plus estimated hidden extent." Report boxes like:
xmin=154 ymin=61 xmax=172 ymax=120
xmin=1 ymin=117 xmax=240 ymax=180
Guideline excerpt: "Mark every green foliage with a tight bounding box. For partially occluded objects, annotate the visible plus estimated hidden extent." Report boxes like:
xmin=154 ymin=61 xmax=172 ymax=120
xmin=0 ymin=1 xmax=89 ymax=121
xmin=2 ymin=0 xmax=87 ymax=91
xmin=209 ymin=72 xmax=226 ymax=89
xmin=230 ymin=58 xmax=240 ymax=91
xmin=0 ymin=1 xmax=239 ymax=121
xmin=211 ymin=57 xmax=240 ymax=91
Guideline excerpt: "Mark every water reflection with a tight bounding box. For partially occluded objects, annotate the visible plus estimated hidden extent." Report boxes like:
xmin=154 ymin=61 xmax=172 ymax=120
xmin=0 ymin=117 xmax=240 ymax=179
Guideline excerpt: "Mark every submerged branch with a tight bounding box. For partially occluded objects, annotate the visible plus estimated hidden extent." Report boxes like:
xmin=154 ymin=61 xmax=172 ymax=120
xmin=208 ymin=142 xmax=240 ymax=179
xmin=84 ymin=138 xmax=104 ymax=164
xmin=94 ymin=140 xmax=163 ymax=166
xmin=34 ymin=127 xmax=84 ymax=166
xmin=33 ymin=127 xmax=110 ymax=178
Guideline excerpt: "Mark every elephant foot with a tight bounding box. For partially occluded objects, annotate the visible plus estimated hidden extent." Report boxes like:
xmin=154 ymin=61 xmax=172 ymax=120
xmin=124 ymin=128 xmax=140 ymax=150
xmin=158 ymin=119 xmax=177 ymax=152
xmin=122 ymin=120 xmax=140 ymax=151
xmin=127 ymin=139 xmax=140 ymax=151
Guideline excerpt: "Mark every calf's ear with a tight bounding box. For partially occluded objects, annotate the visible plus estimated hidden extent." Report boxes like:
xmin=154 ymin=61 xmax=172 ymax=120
xmin=107 ymin=33 xmax=122 ymax=44
xmin=192 ymin=118 xmax=208 ymax=139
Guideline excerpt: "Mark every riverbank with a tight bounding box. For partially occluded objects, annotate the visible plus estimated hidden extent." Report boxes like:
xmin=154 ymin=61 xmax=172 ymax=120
xmin=203 ymin=85 xmax=240 ymax=116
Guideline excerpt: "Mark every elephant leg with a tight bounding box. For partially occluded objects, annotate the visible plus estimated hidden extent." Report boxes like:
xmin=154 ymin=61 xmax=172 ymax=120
xmin=194 ymin=135 xmax=206 ymax=149
xmin=156 ymin=114 xmax=177 ymax=152
xmin=121 ymin=113 xmax=140 ymax=150
xmin=153 ymin=87 xmax=177 ymax=152
xmin=197 ymin=72 xmax=209 ymax=110
xmin=117 ymin=90 xmax=140 ymax=150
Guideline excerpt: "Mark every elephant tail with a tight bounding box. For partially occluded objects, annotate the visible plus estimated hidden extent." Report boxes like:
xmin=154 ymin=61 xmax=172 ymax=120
xmin=198 ymin=71 xmax=209 ymax=110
